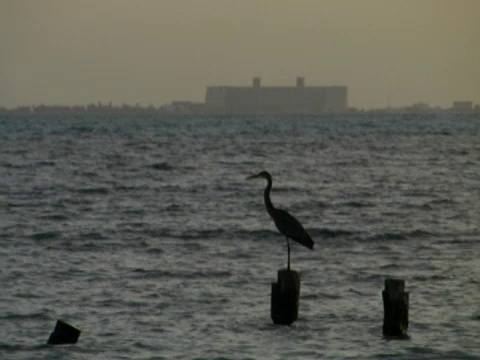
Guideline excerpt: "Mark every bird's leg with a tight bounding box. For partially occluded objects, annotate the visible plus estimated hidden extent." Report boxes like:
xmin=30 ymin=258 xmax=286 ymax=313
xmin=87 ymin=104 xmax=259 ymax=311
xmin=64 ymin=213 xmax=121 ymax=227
xmin=287 ymin=237 xmax=291 ymax=271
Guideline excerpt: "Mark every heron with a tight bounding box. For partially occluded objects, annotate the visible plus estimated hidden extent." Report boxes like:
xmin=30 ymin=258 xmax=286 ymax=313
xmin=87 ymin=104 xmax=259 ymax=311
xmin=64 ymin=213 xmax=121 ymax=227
xmin=247 ymin=171 xmax=314 ymax=270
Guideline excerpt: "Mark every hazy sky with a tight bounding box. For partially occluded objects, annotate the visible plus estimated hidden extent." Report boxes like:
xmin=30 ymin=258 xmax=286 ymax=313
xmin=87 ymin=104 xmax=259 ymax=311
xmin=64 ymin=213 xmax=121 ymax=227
xmin=1 ymin=0 xmax=479 ymax=109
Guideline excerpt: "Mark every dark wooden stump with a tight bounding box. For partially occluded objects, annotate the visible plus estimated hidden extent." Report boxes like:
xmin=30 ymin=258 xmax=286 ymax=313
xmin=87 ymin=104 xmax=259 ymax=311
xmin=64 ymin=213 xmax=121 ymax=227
xmin=382 ymin=278 xmax=409 ymax=338
xmin=271 ymin=269 xmax=300 ymax=325
xmin=47 ymin=320 xmax=81 ymax=345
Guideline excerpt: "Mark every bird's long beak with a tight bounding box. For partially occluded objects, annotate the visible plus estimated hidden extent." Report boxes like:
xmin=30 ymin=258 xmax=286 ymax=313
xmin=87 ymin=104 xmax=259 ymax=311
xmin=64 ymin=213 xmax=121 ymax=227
xmin=246 ymin=173 xmax=260 ymax=180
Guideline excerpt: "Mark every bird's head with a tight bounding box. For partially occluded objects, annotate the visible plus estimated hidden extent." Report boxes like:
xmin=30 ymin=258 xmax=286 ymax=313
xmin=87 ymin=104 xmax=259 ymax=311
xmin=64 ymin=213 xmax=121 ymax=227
xmin=246 ymin=170 xmax=272 ymax=181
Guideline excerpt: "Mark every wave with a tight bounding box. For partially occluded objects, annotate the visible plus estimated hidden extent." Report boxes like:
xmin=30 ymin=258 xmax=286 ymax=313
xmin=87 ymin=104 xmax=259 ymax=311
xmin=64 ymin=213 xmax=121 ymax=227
xmin=38 ymin=214 xmax=69 ymax=221
xmin=165 ymin=228 xmax=228 ymax=241
xmin=339 ymin=201 xmax=375 ymax=208
xmin=145 ymin=227 xmax=356 ymax=243
xmin=130 ymin=268 xmax=232 ymax=280
xmin=312 ymin=228 xmax=355 ymax=238
xmin=366 ymin=229 xmax=435 ymax=241
xmin=411 ymin=274 xmax=451 ymax=281
xmin=1 ymin=162 xmax=29 ymax=169
xmin=428 ymin=198 xmax=457 ymax=205
xmin=149 ymin=162 xmax=174 ymax=171
xmin=232 ymin=229 xmax=277 ymax=240
xmin=400 ymin=347 xmax=480 ymax=360
xmin=36 ymin=160 xmax=56 ymax=167
xmin=0 ymin=343 xmax=49 ymax=352
xmin=76 ymin=187 xmax=110 ymax=195
xmin=2 ymin=160 xmax=56 ymax=169
xmin=0 ymin=311 xmax=50 ymax=321
xmin=27 ymin=226 xmax=435 ymax=245
xmin=31 ymin=231 xmax=60 ymax=241
xmin=78 ymin=231 xmax=108 ymax=241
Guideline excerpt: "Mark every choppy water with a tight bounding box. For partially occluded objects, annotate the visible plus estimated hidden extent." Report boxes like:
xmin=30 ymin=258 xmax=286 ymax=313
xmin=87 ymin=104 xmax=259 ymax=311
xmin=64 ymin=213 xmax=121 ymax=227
xmin=1 ymin=114 xmax=479 ymax=359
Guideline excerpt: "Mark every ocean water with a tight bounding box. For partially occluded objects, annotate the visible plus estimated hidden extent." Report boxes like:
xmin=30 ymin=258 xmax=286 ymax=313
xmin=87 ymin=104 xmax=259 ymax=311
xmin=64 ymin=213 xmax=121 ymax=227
xmin=0 ymin=114 xmax=479 ymax=359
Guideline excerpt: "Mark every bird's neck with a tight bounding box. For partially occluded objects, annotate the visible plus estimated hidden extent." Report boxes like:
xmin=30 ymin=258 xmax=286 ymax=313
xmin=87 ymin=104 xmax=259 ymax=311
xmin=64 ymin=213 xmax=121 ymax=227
xmin=263 ymin=177 xmax=276 ymax=217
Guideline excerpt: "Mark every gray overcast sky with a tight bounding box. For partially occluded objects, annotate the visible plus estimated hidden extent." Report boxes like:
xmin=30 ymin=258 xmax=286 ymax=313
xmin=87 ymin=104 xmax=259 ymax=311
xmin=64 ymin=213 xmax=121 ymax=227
xmin=1 ymin=0 xmax=479 ymax=109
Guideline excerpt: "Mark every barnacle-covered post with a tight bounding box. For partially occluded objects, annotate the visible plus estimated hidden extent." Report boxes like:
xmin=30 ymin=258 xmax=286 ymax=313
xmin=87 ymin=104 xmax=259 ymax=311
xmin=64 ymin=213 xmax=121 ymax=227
xmin=271 ymin=269 xmax=300 ymax=325
xmin=382 ymin=278 xmax=409 ymax=338
xmin=47 ymin=320 xmax=81 ymax=345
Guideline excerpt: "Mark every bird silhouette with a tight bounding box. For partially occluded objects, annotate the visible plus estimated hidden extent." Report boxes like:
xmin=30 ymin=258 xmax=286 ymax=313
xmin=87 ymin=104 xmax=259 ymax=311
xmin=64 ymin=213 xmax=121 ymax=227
xmin=247 ymin=171 xmax=313 ymax=270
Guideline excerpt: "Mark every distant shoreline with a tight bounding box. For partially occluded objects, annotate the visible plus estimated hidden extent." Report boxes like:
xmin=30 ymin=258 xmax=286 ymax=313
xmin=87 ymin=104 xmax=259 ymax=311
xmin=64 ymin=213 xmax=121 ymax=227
xmin=1 ymin=104 xmax=479 ymax=117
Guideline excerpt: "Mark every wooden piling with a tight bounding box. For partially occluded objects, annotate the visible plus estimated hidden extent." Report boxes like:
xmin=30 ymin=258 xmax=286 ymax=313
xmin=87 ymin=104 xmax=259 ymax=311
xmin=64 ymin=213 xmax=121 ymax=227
xmin=382 ymin=278 xmax=409 ymax=338
xmin=271 ymin=269 xmax=300 ymax=325
xmin=47 ymin=320 xmax=81 ymax=345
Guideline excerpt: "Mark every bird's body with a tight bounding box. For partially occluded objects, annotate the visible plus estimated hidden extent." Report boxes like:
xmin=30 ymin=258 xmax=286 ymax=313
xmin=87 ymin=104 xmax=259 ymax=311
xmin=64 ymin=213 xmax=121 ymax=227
xmin=247 ymin=171 xmax=313 ymax=270
xmin=270 ymin=208 xmax=314 ymax=250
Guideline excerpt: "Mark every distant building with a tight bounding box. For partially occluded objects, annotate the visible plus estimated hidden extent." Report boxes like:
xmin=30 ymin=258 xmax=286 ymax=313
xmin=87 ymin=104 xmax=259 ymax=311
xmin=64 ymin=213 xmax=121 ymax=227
xmin=452 ymin=101 xmax=473 ymax=112
xmin=205 ymin=77 xmax=348 ymax=115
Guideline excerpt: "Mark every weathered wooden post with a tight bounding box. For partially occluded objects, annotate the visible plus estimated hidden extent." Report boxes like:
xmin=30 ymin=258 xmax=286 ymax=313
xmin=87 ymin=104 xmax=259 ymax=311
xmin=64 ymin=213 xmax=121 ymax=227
xmin=271 ymin=269 xmax=300 ymax=325
xmin=47 ymin=320 xmax=81 ymax=345
xmin=382 ymin=278 xmax=409 ymax=338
